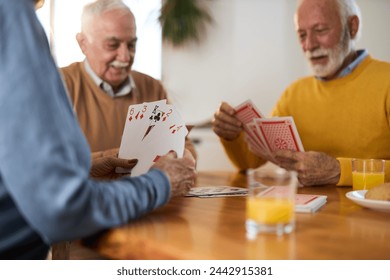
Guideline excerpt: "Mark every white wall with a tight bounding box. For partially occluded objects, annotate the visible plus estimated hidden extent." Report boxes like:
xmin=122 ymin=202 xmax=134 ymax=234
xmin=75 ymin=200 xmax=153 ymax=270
xmin=355 ymin=0 xmax=390 ymax=61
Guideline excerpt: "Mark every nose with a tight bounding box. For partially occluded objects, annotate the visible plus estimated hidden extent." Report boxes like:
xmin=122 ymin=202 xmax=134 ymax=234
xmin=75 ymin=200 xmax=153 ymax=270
xmin=302 ymin=32 xmax=319 ymax=52
xmin=117 ymin=43 xmax=131 ymax=62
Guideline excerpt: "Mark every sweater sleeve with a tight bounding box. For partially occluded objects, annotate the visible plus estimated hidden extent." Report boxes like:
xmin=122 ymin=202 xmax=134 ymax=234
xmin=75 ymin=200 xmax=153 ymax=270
xmin=337 ymin=157 xmax=390 ymax=186
xmin=220 ymin=132 xmax=266 ymax=171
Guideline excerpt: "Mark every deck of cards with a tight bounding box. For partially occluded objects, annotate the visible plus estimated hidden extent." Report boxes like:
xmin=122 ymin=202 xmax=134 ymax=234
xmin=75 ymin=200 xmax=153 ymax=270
xmin=117 ymin=99 xmax=188 ymax=176
xmin=235 ymin=99 xmax=304 ymax=158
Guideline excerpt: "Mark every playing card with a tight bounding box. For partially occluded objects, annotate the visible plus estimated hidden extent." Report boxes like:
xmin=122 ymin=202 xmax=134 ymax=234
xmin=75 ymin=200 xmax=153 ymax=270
xmin=129 ymin=106 xmax=188 ymax=176
xmin=117 ymin=100 xmax=188 ymax=176
xmin=234 ymin=99 xmax=265 ymax=124
xmin=185 ymin=186 xmax=248 ymax=197
xmin=245 ymin=121 xmax=269 ymax=155
xmin=255 ymin=117 xmax=304 ymax=153
xmin=234 ymin=100 xmax=270 ymax=156
xmin=259 ymin=186 xmax=327 ymax=213
xmin=139 ymin=99 xmax=168 ymax=141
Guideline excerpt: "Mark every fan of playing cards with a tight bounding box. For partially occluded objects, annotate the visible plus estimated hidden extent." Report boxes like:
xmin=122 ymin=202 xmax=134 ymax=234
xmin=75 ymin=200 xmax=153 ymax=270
xmin=118 ymin=99 xmax=188 ymax=176
xmin=235 ymin=99 xmax=304 ymax=158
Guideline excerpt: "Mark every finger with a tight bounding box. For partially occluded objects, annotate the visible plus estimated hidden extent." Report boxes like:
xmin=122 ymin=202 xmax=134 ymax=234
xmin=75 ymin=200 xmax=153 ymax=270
xmin=212 ymin=125 xmax=240 ymax=139
xmin=163 ymin=150 xmax=177 ymax=159
xmin=183 ymin=149 xmax=196 ymax=163
xmin=109 ymin=157 xmax=138 ymax=169
xmin=214 ymin=110 xmax=242 ymax=128
xmin=219 ymin=102 xmax=235 ymax=114
xmin=102 ymin=147 xmax=120 ymax=157
xmin=274 ymin=150 xmax=299 ymax=162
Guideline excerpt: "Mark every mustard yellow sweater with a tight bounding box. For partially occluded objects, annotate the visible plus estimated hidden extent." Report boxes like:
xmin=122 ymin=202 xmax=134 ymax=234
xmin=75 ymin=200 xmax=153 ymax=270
xmin=221 ymin=55 xmax=390 ymax=186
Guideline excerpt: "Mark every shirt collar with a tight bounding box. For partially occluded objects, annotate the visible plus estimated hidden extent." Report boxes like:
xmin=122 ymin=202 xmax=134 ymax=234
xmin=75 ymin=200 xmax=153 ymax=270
xmin=338 ymin=49 xmax=368 ymax=78
xmin=83 ymin=59 xmax=135 ymax=98
xmin=316 ymin=49 xmax=368 ymax=81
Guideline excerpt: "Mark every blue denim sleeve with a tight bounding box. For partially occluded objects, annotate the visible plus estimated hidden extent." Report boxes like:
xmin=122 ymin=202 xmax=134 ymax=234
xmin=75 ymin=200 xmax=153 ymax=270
xmin=0 ymin=0 xmax=170 ymax=244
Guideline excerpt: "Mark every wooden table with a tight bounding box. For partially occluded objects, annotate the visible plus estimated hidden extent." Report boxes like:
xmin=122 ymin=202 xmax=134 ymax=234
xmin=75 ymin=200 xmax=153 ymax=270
xmin=84 ymin=171 xmax=390 ymax=260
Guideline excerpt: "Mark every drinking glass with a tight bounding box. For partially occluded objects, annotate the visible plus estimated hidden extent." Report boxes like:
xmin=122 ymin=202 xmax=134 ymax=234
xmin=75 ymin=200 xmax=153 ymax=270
xmin=246 ymin=167 xmax=298 ymax=239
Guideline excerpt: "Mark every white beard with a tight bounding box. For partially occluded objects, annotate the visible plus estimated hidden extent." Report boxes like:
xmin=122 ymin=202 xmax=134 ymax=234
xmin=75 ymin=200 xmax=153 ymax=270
xmin=305 ymin=31 xmax=352 ymax=79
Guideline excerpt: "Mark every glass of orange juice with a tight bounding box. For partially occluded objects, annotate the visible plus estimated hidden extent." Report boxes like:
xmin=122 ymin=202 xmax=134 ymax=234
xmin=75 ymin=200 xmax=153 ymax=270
xmin=352 ymin=159 xmax=385 ymax=191
xmin=246 ymin=167 xmax=297 ymax=239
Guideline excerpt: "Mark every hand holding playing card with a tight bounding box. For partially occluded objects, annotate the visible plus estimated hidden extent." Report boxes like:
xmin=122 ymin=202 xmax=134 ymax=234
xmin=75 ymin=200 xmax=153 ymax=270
xmin=151 ymin=149 xmax=197 ymax=198
xmin=274 ymin=150 xmax=340 ymax=186
xmin=212 ymin=102 xmax=243 ymax=141
xmin=90 ymin=156 xmax=138 ymax=180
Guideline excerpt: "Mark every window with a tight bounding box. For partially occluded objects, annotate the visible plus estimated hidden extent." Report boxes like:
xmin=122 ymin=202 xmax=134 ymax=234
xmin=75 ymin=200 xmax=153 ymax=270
xmin=36 ymin=0 xmax=162 ymax=79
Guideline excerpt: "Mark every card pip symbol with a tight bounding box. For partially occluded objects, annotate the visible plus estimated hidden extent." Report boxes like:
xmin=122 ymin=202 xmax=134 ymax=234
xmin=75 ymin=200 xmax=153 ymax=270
xmin=129 ymin=110 xmax=144 ymax=122
xmin=135 ymin=111 xmax=144 ymax=120
xmin=150 ymin=112 xmax=162 ymax=122
xmin=149 ymin=105 xmax=165 ymax=123
xmin=169 ymin=124 xmax=183 ymax=134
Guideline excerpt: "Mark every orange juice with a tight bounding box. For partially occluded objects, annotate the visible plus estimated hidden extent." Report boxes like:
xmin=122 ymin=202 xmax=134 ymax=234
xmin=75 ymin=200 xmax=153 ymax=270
xmin=352 ymin=172 xmax=385 ymax=190
xmin=246 ymin=197 xmax=294 ymax=224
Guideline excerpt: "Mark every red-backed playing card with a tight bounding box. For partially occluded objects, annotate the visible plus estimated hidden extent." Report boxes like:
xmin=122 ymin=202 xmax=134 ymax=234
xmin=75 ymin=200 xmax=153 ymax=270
xmin=234 ymin=99 xmax=264 ymax=124
xmin=255 ymin=117 xmax=304 ymax=152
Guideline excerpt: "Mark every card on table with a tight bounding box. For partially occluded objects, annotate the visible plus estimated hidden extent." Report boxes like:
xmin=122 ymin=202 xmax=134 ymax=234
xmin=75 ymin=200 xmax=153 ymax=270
xmin=185 ymin=186 xmax=248 ymax=197
xmin=258 ymin=186 xmax=327 ymax=213
xmin=117 ymin=100 xmax=188 ymax=176
xmin=294 ymin=193 xmax=327 ymax=213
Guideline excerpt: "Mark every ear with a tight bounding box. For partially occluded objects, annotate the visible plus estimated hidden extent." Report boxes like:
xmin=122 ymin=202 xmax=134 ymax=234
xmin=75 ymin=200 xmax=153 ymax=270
xmin=348 ymin=15 xmax=359 ymax=39
xmin=76 ymin=33 xmax=88 ymax=54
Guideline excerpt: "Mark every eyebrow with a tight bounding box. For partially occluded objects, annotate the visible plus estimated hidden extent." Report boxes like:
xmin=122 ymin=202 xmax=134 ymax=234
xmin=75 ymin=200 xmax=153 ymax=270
xmin=105 ymin=36 xmax=138 ymax=42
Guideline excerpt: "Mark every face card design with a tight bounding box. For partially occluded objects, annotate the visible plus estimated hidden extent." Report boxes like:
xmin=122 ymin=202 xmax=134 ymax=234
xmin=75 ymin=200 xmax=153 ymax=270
xmin=255 ymin=117 xmax=304 ymax=153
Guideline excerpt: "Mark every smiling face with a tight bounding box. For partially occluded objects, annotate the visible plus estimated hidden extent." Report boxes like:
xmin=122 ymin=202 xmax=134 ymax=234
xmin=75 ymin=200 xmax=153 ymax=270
xmin=295 ymin=0 xmax=353 ymax=79
xmin=77 ymin=8 xmax=137 ymax=89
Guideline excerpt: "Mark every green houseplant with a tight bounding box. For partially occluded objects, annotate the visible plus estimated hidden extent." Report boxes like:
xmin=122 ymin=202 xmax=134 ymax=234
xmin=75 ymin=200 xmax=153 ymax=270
xmin=159 ymin=0 xmax=213 ymax=46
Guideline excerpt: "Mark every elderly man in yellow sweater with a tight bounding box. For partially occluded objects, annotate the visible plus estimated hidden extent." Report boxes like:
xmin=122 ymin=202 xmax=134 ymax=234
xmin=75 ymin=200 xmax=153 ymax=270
xmin=212 ymin=0 xmax=390 ymax=187
xmin=61 ymin=0 xmax=196 ymax=175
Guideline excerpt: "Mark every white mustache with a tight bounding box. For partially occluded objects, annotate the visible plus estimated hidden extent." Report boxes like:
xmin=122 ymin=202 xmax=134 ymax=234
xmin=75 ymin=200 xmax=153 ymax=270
xmin=110 ymin=61 xmax=129 ymax=68
xmin=305 ymin=48 xmax=329 ymax=59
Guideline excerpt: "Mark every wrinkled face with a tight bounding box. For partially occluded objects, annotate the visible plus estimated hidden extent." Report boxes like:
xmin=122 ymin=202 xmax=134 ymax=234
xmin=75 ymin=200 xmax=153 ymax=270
xmin=78 ymin=9 xmax=137 ymax=88
xmin=295 ymin=0 xmax=352 ymax=79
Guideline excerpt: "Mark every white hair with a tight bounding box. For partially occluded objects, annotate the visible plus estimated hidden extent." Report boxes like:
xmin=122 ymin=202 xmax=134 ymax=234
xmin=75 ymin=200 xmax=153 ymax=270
xmin=81 ymin=0 xmax=132 ymax=33
xmin=336 ymin=0 xmax=362 ymax=43
xmin=295 ymin=0 xmax=362 ymax=46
